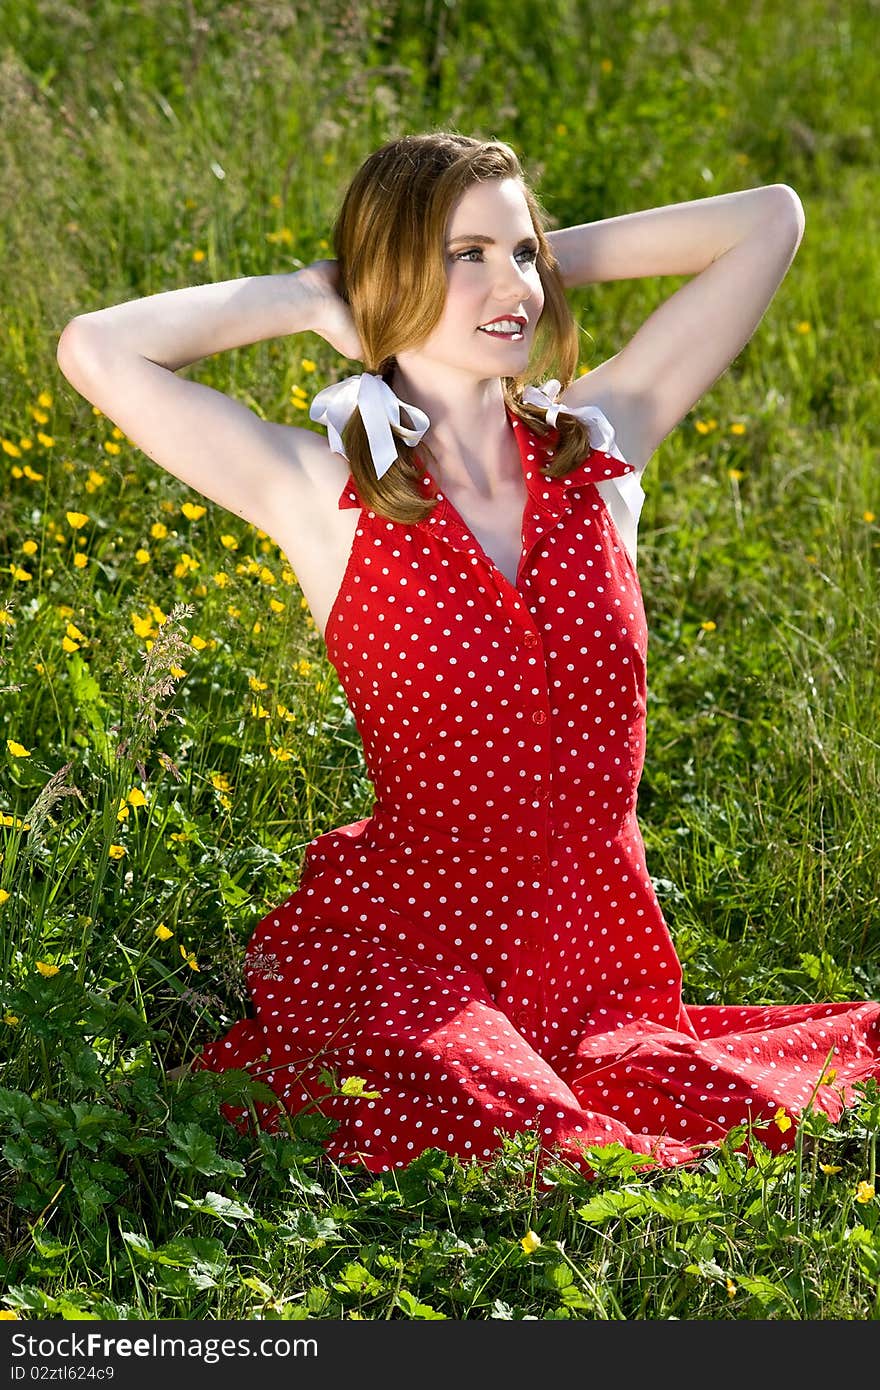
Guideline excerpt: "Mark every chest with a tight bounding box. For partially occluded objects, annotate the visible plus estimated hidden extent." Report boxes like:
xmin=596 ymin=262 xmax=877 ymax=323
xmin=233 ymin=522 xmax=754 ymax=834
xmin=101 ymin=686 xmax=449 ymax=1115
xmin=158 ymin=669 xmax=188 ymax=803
xmin=281 ymin=467 xmax=637 ymax=647
xmin=439 ymin=483 xmax=526 ymax=586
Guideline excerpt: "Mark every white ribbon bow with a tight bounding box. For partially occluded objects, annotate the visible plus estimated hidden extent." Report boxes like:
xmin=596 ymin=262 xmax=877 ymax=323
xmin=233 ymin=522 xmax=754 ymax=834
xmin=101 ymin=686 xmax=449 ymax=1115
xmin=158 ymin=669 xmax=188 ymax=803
xmin=309 ymin=373 xmax=630 ymax=482
xmin=309 ymin=373 xmax=430 ymax=481
xmin=522 ymin=378 xmax=628 ymax=462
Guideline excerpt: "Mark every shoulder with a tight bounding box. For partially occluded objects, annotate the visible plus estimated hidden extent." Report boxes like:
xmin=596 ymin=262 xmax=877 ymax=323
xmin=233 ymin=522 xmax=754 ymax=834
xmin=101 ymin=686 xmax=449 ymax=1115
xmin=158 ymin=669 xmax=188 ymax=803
xmin=264 ymin=419 xmax=350 ymax=509
xmin=255 ymin=421 xmax=353 ymax=569
xmin=556 ymin=355 xmax=655 ymax=474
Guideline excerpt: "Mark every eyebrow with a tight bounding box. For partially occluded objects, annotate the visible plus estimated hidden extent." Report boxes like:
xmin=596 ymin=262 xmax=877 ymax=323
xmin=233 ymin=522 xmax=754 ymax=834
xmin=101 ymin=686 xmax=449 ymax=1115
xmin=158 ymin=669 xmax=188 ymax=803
xmin=446 ymin=233 xmax=539 ymax=246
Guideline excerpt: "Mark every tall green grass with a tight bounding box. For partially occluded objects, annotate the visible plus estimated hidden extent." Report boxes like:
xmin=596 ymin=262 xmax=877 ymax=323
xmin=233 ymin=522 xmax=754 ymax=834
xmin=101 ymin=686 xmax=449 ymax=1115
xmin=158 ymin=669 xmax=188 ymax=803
xmin=0 ymin=0 xmax=878 ymax=1319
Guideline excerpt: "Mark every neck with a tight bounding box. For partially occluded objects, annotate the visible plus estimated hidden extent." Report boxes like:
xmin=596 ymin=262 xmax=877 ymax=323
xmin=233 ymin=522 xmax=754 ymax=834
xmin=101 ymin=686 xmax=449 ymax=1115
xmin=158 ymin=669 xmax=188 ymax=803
xmin=388 ymin=366 xmax=520 ymax=495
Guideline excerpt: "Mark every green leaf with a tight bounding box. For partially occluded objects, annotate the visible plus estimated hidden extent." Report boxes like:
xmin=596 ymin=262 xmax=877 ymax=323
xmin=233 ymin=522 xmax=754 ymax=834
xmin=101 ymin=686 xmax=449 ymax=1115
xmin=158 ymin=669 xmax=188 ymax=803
xmin=331 ymin=1261 xmax=384 ymax=1296
xmin=173 ymin=1191 xmax=255 ymax=1225
xmin=164 ymin=1122 xmax=246 ymax=1178
xmin=394 ymin=1287 xmax=447 ymax=1319
xmin=576 ymin=1189 xmax=650 ymax=1224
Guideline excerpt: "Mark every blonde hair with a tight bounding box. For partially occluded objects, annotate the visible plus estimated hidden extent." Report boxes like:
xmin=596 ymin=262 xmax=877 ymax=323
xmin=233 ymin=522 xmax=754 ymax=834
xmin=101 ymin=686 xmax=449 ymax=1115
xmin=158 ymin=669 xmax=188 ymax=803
xmin=331 ymin=130 xmax=593 ymax=522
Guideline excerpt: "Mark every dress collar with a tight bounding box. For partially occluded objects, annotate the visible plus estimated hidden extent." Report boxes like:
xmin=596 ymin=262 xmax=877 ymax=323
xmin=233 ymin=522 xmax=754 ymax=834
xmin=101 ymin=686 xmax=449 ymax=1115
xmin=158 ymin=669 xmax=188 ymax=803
xmin=339 ymin=401 xmax=635 ymax=534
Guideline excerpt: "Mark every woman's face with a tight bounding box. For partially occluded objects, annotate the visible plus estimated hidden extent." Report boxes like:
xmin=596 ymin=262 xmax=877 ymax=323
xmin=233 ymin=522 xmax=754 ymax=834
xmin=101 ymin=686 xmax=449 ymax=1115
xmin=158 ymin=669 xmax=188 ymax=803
xmin=416 ymin=177 xmax=545 ymax=378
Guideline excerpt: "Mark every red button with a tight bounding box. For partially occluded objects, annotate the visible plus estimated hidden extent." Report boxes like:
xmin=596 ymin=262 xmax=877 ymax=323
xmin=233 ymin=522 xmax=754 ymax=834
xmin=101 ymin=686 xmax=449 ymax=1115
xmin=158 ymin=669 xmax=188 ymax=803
xmin=523 ymin=631 xmax=539 ymax=647
xmin=531 ymin=710 xmax=547 ymax=725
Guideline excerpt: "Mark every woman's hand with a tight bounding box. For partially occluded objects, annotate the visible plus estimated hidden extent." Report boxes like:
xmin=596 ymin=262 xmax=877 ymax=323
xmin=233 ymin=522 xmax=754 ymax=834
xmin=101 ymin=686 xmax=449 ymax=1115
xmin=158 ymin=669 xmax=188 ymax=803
xmin=297 ymin=258 xmax=364 ymax=362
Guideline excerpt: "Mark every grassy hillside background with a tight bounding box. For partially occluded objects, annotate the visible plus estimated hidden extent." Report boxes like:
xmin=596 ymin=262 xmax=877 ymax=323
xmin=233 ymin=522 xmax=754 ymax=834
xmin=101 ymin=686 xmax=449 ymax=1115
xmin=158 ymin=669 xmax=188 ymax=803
xmin=0 ymin=0 xmax=878 ymax=1320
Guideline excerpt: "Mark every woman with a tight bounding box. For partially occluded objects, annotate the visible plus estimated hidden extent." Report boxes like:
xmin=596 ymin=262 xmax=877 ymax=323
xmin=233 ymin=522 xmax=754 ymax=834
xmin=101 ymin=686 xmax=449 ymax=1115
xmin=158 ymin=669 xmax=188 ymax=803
xmin=56 ymin=132 xmax=880 ymax=1180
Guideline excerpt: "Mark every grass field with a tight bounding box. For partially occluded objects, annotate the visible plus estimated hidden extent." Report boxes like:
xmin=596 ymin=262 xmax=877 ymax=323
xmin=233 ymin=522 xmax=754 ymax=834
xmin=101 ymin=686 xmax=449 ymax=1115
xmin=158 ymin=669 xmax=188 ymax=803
xmin=1 ymin=0 xmax=878 ymax=1319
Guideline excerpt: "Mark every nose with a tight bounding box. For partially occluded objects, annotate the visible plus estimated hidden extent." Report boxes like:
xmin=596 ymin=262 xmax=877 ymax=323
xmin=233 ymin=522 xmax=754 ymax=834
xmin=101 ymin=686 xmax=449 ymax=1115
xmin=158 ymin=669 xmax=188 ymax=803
xmin=492 ymin=258 xmax=535 ymax=314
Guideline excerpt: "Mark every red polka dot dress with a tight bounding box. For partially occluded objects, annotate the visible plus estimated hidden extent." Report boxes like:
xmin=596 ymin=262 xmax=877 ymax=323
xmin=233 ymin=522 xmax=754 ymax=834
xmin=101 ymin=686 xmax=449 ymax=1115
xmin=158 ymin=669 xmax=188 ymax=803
xmin=193 ymin=404 xmax=880 ymax=1178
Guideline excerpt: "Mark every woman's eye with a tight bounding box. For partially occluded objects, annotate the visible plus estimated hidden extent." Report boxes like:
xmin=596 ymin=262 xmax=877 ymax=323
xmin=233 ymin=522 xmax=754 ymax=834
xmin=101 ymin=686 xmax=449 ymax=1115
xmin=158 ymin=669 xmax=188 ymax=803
xmin=455 ymin=247 xmax=538 ymax=263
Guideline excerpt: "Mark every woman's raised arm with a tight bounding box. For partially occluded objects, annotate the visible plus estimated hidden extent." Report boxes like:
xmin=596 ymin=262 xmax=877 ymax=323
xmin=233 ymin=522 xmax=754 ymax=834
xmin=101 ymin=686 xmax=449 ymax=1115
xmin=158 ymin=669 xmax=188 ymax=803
xmin=55 ymin=264 xmax=361 ymax=539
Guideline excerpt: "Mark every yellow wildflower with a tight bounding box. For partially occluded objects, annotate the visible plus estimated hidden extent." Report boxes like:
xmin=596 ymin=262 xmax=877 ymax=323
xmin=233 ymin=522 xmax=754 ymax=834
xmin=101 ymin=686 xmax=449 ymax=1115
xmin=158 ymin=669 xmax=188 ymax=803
xmin=773 ymin=1106 xmax=792 ymax=1133
xmin=132 ymin=614 xmax=156 ymax=639
xmin=37 ymin=431 xmax=54 ymax=447
xmin=212 ymin=572 xmax=229 ymax=587
xmin=21 ymin=539 xmax=38 ymax=555
xmin=128 ymin=788 xmax=147 ymax=807
xmin=820 ymin=1163 xmax=842 ymax=1175
xmin=169 ymin=665 xmax=187 ymax=678
xmin=73 ymin=552 xmax=88 ymax=569
xmin=219 ymin=534 xmax=239 ymax=550
xmin=7 ymin=741 xmax=30 ymax=758
xmin=135 ymin=548 xmax=150 ymax=565
xmin=190 ymin=634 xmax=208 ymax=650
xmin=1 ymin=439 xmax=22 ymax=457
xmin=269 ymin=598 xmax=285 ymax=613
xmin=103 ymin=440 xmax=120 ymax=455
xmin=62 ymin=636 xmax=80 ymax=653
xmin=725 ymin=1278 xmax=736 ymax=1299
xmin=520 ymin=1231 xmax=542 ymax=1254
xmin=249 ymin=675 xmax=268 ymax=691
xmin=181 ymin=502 xmax=206 ymax=521
xmin=22 ymin=465 xmax=44 ymax=481
xmin=173 ymin=553 xmax=200 ymax=577
xmin=0 ymin=1310 xmax=20 ymax=1319
xmin=270 ymin=747 xmax=293 ymax=761
xmin=108 ymin=844 xmax=126 ymax=859
xmin=855 ymin=1182 xmax=875 ymax=1204
xmin=36 ymin=961 xmax=60 ymax=977
xmin=179 ymin=944 xmax=200 ymax=971
xmin=155 ymin=924 xmax=173 ymax=940
xmin=37 ymin=391 xmax=53 ymax=407
xmin=150 ymin=521 xmax=168 ymax=539
xmin=66 ymin=621 xmax=86 ymax=642
xmin=0 ymin=889 xmax=10 ymax=904
xmin=11 ymin=567 xmax=32 ymax=582
xmin=65 ymin=511 xmax=89 ymax=529
xmin=3 ymin=1012 xmax=19 ymax=1026
xmin=339 ymin=1076 xmax=377 ymax=1097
